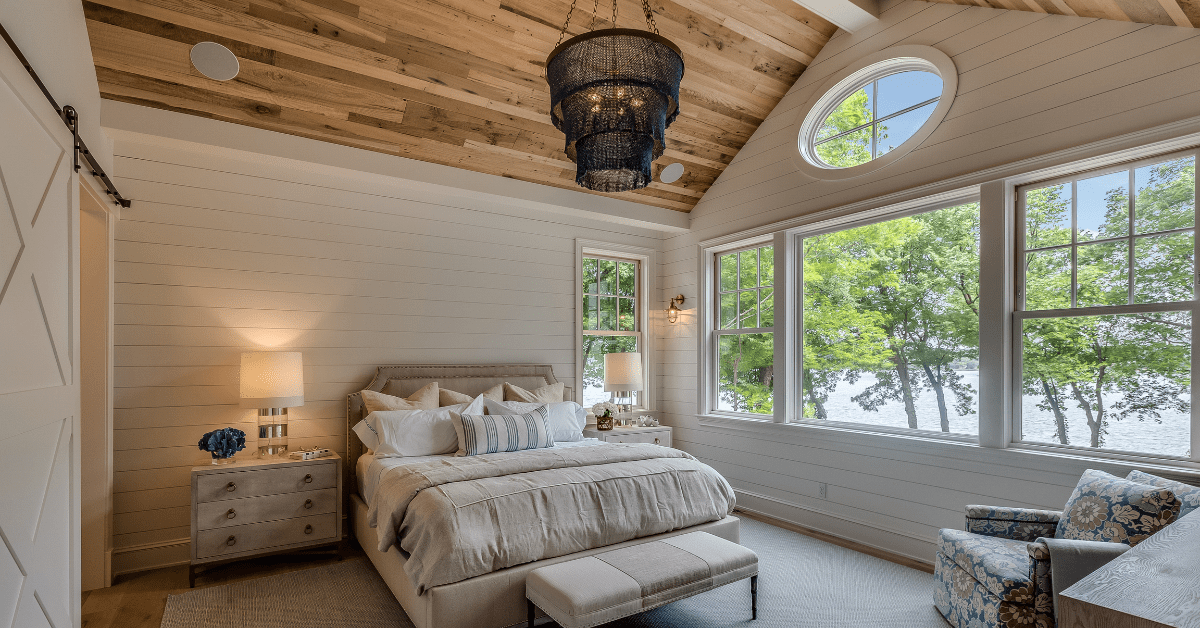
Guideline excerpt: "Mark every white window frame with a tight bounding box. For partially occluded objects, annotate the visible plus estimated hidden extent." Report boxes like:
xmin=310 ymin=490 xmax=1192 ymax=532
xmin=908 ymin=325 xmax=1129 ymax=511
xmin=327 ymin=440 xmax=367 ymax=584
xmin=707 ymin=241 xmax=777 ymax=419
xmin=788 ymin=195 xmax=983 ymax=442
xmin=576 ymin=240 xmax=657 ymax=412
xmin=1011 ymin=148 xmax=1200 ymax=463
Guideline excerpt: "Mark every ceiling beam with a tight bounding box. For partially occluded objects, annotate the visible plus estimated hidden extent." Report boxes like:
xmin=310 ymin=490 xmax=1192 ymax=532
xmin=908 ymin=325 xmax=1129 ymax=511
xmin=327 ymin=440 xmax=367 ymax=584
xmin=792 ymin=0 xmax=879 ymax=33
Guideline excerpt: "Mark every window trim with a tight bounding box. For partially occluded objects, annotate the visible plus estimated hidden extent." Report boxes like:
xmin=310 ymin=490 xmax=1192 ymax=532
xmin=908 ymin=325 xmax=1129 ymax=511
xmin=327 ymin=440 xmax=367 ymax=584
xmin=576 ymin=240 xmax=657 ymax=413
xmin=711 ymin=242 xmax=777 ymax=419
xmin=791 ymin=45 xmax=958 ymax=181
xmin=789 ymin=195 xmax=984 ymax=440
xmin=1011 ymin=148 xmax=1200 ymax=462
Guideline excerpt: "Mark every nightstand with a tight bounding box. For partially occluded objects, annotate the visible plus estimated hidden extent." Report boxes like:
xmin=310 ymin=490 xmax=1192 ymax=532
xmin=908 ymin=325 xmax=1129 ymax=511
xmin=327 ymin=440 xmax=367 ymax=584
xmin=189 ymin=453 xmax=342 ymax=587
xmin=583 ymin=424 xmax=672 ymax=447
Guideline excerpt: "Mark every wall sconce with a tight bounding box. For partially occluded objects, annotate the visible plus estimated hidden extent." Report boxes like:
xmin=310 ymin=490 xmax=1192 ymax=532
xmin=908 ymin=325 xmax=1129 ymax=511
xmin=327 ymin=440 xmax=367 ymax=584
xmin=667 ymin=295 xmax=684 ymax=323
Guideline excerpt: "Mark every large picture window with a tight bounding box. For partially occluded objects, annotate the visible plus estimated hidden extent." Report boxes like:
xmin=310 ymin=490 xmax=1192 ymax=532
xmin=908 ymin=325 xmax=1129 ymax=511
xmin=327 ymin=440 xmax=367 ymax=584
xmin=1017 ymin=152 xmax=1196 ymax=458
xmin=713 ymin=244 xmax=775 ymax=415
xmin=800 ymin=202 xmax=981 ymax=434
xmin=581 ymin=255 xmax=641 ymax=407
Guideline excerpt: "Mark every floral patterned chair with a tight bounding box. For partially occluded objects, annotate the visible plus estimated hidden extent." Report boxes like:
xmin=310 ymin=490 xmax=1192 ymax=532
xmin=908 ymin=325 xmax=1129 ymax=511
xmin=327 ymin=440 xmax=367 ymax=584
xmin=933 ymin=469 xmax=1191 ymax=628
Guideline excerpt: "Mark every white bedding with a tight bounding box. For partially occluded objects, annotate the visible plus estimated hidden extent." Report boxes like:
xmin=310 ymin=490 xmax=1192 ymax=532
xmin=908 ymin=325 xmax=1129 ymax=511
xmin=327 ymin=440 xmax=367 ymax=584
xmin=356 ymin=438 xmax=606 ymax=506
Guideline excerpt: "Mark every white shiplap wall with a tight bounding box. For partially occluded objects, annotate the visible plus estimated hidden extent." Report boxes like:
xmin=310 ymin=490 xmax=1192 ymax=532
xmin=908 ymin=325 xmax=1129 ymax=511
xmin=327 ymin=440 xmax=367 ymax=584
xmin=659 ymin=0 xmax=1200 ymax=562
xmin=108 ymin=130 xmax=664 ymax=574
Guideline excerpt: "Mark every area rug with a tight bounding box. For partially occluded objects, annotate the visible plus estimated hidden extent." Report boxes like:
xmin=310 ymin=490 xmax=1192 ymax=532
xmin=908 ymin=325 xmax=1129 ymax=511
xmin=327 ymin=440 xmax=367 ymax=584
xmin=161 ymin=517 xmax=948 ymax=627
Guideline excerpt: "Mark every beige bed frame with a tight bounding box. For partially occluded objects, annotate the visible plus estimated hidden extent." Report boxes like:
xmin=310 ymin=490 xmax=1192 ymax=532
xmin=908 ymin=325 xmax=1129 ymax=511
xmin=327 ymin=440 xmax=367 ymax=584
xmin=346 ymin=364 xmax=740 ymax=628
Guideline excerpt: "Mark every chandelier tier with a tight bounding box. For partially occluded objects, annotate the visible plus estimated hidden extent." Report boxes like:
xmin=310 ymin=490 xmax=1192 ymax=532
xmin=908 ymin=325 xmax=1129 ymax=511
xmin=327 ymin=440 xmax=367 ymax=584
xmin=546 ymin=0 xmax=684 ymax=193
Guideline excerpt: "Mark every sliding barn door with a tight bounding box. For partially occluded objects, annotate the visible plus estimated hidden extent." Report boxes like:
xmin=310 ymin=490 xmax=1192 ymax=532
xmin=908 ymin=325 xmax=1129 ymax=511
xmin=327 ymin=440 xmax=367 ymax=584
xmin=0 ymin=40 xmax=81 ymax=628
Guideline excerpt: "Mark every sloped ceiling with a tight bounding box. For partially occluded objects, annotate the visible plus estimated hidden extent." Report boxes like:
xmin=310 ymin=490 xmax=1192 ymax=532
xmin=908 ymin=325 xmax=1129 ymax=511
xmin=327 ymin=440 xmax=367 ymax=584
xmin=926 ymin=0 xmax=1200 ymax=27
xmin=83 ymin=0 xmax=838 ymax=212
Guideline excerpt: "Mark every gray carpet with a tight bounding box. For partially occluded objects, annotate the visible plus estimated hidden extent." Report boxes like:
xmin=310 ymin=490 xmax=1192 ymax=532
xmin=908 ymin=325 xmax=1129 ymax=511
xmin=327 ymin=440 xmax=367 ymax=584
xmin=162 ymin=518 xmax=948 ymax=628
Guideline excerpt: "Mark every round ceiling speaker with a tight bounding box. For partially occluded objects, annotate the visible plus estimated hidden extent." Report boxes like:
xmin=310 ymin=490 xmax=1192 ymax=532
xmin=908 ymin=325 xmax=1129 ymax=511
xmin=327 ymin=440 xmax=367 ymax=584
xmin=660 ymin=162 xmax=685 ymax=184
xmin=190 ymin=42 xmax=240 ymax=81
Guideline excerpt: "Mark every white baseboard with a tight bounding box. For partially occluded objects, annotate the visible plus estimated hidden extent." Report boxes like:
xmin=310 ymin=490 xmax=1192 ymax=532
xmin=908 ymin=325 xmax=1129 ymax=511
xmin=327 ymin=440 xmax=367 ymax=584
xmin=734 ymin=488 xmax=936 ymax=569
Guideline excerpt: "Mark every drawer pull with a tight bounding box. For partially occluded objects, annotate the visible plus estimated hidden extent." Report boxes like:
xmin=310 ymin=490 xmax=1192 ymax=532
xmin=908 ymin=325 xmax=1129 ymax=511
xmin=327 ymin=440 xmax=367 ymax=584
xmin=226 ymin=508 xmax=236 ymax=520
xmin=225 ymin=482 xmax=237 ymax=492
xmin=304 ymin=474 xmax=313 ymax=484
xmin=304 ymin=499 xmax=313 ymax=510
xmin=226 ymin=535 xmax=237 ymax=547
xmin=654 ymin=438 xmax=660 ymax=445
xmin=304 ymin=524 xmax=313 ymax=535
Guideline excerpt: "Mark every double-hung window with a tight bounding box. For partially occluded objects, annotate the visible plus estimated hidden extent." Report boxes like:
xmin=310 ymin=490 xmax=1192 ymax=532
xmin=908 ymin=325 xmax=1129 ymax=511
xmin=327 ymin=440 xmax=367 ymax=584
xmin=798 ymin=201 xmax=981 ymax=435
xmin=581 ymin=254 xmax=642 ymax=408
xmin=713 ymin=243 xmax=775 ymax=416
xmin=1016 ymin=151 xmax=1197 ymax=458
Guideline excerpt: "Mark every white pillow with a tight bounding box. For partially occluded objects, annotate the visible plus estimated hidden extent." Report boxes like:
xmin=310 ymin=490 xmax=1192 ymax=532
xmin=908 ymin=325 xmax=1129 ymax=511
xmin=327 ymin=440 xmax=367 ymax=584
xmin=485 ymin=398 xmax=586 ymax=442
xmin=351 ymin=418 xmax=381 ymax=452
xmin=369 ymin=395 xmax=486 ymax=457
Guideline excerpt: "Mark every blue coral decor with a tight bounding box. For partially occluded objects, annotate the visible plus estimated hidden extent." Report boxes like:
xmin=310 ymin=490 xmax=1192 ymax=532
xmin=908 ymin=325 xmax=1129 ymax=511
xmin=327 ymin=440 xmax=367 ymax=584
xmin=198 ymin=427 xmax=246 ymax=462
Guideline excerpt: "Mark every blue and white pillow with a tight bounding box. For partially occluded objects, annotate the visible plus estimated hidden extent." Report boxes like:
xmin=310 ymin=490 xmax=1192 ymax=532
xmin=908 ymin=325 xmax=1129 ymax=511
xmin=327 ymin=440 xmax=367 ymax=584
xmin=1128 ymin=470 xmax=1200 ymax=520
xmin=1056 ymin=469 xmax=1180 ymax=546
xmin=452 ymin=405 xmax=554 ymax=456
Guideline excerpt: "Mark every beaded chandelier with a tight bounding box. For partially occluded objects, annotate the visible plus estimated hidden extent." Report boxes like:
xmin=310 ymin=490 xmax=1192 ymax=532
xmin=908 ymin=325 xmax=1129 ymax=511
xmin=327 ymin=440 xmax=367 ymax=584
xmin=546 ymin=0 xmax=684 ymax=192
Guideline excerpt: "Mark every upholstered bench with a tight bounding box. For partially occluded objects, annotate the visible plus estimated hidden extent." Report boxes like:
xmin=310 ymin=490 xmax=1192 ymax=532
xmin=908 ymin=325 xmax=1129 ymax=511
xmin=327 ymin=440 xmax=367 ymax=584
xmin=525 ymin=531 xmax=759 ymax=628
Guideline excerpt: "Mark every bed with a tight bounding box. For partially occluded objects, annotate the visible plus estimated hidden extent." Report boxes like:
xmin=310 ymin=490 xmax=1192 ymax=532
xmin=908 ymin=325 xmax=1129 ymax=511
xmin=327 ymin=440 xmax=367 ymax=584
xmin=346 ymin=364 xmax=740 ymax=628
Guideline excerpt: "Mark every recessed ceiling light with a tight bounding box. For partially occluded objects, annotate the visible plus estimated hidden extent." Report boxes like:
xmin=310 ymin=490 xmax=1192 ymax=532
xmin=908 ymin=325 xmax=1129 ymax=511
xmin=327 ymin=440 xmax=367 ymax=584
xmin=660 ymin=162 xmax=684 ymax=184
xmin=190 ymin=42 xmax=240 ymax=81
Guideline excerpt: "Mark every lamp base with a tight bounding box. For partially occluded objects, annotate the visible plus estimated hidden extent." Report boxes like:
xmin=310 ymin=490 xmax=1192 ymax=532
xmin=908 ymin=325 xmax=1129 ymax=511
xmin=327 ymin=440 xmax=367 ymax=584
xmin=258 ymin=407 xmax=289 ymax=458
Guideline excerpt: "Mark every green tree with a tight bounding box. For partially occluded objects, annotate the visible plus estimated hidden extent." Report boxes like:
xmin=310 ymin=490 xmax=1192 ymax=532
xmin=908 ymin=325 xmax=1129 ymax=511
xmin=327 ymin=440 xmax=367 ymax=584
xmin=814 ymin=89 xmax=872 ymax=168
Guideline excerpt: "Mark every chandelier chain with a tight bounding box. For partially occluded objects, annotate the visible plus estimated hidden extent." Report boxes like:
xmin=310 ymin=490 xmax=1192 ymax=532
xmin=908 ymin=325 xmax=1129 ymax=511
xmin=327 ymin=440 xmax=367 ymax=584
xmin=590 ymin=0 xmax=598 ymax=30
xmin=611 ymin=0 xmax=618 ymax=26
xmin=555 ymin=0 xmax=579 ymax=47
xmin=641 ymin=0 xmax=659 ymax=34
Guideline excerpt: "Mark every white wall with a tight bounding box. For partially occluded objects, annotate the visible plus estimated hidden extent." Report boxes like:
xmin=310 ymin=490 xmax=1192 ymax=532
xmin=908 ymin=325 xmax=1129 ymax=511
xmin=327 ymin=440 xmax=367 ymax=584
xmin=660 ymin=0 xmax=1200 ymax=562
xmin=0 ymin=1 xmax=112 ymax=174
xmin=105 ymin=108 xmax=665 ymax=574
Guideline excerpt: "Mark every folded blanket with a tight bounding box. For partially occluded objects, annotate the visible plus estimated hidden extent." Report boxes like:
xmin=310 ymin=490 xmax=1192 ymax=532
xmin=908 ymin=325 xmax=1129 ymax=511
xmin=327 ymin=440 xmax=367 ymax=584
xmin=1041 ymin=537 xmax=1130 ymax=621
xmin=367 ymin=443 xmax=736 ymax=592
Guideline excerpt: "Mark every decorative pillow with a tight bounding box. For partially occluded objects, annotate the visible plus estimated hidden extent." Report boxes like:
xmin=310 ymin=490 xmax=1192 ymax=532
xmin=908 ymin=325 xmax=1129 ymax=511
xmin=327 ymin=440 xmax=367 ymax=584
xmin=361 ymin=382 xmax=439 ymax=413
xmin=351 ymin=419 xmax=381 ymax=452
xmin=451 ymin=406 xmax=554 ymax=456
xmin=439 ymin=387 xmax=474 ymax=406
xmin=1127 ymin=470 xmax=1200 ymax=519
xmin=1056 ymin=469 xmax=1181 ymax=546
xmin=484 ymin=399 xmax=586 ymax=442
xmin=504 ymin=381 xmax=565 ymax=404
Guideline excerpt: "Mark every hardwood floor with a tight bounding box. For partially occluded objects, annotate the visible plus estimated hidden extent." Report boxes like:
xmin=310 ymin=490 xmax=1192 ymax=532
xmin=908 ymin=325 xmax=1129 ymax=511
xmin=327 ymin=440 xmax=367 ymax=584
xmin=81 ymin=512 xmax=932 ymax=627
xmin=81 ymin=545 xmax=366 ymax=628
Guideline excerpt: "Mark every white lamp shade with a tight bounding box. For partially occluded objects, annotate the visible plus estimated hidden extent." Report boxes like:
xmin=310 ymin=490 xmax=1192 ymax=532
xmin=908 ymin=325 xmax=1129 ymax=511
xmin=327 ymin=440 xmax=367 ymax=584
xmin=603 ymin=352 xmax=644 ymax=392
xmin=239 ymin=352 xmax=304 ymax=408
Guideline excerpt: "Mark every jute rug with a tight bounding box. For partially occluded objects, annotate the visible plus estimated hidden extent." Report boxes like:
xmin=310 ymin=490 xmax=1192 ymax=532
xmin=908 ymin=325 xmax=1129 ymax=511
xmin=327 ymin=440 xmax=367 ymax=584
xmin=161 ymin=518 xmax=948 ymax=627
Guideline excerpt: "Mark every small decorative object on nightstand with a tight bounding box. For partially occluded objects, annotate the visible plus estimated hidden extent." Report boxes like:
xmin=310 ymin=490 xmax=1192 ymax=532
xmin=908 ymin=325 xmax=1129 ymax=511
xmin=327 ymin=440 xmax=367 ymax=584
xmin=592 ymin=401 xmax=617 ymax=431
xmin=584 ymin=422 xmax=671 ymax=447
xmin=189 ymin=452 xmax=342 ymax=587
xmin=197 ymin=427 xmax=247 ymax=465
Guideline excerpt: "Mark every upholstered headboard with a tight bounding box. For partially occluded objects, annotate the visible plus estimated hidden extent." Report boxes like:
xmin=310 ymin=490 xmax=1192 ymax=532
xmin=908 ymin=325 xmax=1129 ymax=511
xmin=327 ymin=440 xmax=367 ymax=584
xmin=344 ymin=364 xmax=571 ymax=495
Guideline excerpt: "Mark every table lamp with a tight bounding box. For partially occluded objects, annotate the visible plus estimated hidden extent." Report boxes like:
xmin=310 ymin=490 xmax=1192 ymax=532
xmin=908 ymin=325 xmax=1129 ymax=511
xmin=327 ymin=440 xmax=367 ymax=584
xmin=603 ymin=352 xmax=643 ymax=415
xmin=240 ymin=351 xmax=304 ymax=458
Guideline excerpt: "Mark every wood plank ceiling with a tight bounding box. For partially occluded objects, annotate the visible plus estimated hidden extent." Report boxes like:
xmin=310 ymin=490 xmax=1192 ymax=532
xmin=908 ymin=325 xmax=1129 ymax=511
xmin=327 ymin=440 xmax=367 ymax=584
xmin=84 ymin=0 xmax=838 ymax=212
xmin=925 ymin=0 xmax=1200 ymax=28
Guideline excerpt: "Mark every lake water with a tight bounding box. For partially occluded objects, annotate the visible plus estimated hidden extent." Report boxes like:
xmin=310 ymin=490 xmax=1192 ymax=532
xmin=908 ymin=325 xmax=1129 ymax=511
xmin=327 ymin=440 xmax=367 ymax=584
xmin=811 ymin=370 xmax=1191 ymax=458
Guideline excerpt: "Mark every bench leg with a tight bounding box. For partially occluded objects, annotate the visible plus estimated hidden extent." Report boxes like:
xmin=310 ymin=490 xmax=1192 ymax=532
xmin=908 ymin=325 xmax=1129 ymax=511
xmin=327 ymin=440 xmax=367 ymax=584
xmin=528 ymin=600 xmax=535 ymax=628
xmin=750 ymin=574 xmax=758 ymax=620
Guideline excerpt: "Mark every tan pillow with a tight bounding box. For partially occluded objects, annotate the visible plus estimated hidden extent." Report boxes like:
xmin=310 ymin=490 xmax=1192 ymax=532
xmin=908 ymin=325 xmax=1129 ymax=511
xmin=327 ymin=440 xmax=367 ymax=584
xmin=439 ymin=387 xmax=474 ymax=406
xmin=504 ymin=381 xmax=564 ymax=404
xmin=361 ymin=382 xmax=439 ymax=413
xmin=481 ymin=383 xmax=504 ymax=401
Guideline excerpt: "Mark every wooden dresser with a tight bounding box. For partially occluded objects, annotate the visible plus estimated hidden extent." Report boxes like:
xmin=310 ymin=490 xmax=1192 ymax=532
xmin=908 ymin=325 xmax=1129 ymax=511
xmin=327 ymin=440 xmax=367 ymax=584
xmin=189 ymin=453 xmax=342 ymax=586
xmin=1059 ymin=508 xmax=1200 ymax=628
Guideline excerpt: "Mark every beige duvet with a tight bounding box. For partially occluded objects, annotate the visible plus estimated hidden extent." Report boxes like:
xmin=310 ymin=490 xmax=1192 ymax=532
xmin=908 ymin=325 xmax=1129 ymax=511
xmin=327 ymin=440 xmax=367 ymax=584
xmin=366 ymin=443 xmax=736 ymax=593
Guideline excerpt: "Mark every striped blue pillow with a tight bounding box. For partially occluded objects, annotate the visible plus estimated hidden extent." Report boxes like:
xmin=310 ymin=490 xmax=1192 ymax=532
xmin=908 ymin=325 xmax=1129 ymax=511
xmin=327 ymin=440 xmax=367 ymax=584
xmin=452 ymin=405 xmax=554 ymax=456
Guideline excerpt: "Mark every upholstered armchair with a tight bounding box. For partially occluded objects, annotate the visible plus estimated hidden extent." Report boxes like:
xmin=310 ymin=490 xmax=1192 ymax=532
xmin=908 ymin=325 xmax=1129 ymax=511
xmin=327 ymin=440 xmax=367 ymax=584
xmin=934 ymin=506 xmax=1060 ymax=628
xmin=935 ymin=469 xmax=1192 ymax=628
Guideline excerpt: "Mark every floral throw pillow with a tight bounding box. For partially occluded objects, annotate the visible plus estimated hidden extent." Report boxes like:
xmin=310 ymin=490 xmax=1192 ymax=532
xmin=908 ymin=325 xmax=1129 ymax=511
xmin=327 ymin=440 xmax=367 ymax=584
xmin=1055 ymin=469 xmax=1181 ymax=546
xmin=1127 ymin=470 xmax=1200 ymax=520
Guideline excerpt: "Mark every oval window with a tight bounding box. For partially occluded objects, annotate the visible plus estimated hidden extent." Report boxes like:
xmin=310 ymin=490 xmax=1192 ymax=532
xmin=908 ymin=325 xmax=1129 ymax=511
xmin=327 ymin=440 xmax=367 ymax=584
xmin=812 ymin=70 xmax=942 ymax=169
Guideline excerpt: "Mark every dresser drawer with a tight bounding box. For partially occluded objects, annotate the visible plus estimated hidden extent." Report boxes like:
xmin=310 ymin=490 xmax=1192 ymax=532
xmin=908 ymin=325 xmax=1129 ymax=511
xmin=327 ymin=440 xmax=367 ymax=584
xmin=195 ymin=513 xmax=338 ymax=561
xmin=195 ymin=463 xmax=337 ymax=503
xmin=605 ymin=430 xmax=670 ymax=446
xmin=195 ymin=488 xmax=337 ymax=531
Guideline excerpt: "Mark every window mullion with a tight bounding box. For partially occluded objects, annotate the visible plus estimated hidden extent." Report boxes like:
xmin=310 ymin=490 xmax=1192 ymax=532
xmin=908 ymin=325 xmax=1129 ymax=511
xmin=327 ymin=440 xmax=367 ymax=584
xmin=1128 ymin=167 xmax=1136 ymax=306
